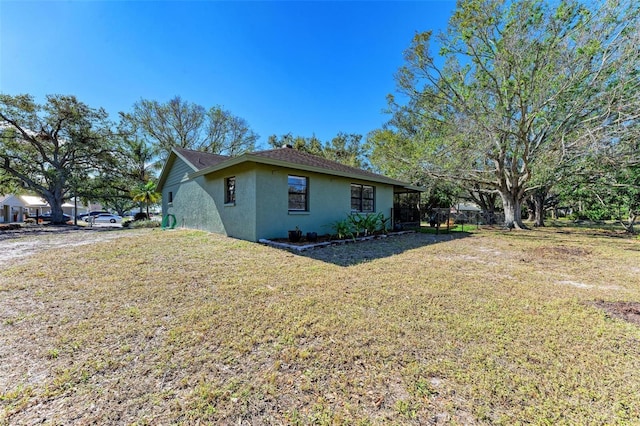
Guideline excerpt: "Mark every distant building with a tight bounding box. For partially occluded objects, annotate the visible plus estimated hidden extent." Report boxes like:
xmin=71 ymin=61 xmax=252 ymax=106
xmin=0 ymin=194 xmax=90 ymax=222
xmin=0 ymin=195 xmax=27 ymax=223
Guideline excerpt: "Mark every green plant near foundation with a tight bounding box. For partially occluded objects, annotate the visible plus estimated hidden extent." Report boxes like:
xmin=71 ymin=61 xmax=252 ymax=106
xmin=348 ymin=212 xmax=389 ymax=236
xmin=328 ymin=218 xmax=354 ymax=240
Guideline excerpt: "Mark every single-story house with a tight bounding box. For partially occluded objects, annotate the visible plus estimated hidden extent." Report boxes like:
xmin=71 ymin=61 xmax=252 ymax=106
xmin=157 ymin=146 xmax=423 ymax=241
xmin=0 ymin=195 xmax=27 ymax=223
xmin=15 ymin=195 xmax=89 ymax=219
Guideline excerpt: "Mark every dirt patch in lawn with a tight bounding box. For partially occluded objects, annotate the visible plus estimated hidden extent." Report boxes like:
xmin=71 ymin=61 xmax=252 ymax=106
xmin=531 ymin=245 xmax=592 ymax=258
xmin=593 ymin=301 xmax=640 ymax=326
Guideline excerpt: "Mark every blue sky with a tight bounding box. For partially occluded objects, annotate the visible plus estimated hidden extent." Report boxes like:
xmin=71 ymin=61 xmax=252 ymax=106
xmin=0 ymin=0 xmax=455 ymax=148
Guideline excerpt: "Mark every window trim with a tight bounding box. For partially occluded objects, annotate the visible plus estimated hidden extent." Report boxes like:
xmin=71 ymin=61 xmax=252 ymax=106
xmin=351 ymin=183 xmax=375 ymax=213
xmin=225 ymin=176 xmax=236 ymax=205
xmin=288 ymin=175 xmax=308 ymax=212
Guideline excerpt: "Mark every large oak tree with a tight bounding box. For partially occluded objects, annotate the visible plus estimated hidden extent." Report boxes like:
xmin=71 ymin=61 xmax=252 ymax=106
xmin=372 ymin=0 xmax=640 ymax=229
xmin=0 ymin=94 xmax=115 ymax=224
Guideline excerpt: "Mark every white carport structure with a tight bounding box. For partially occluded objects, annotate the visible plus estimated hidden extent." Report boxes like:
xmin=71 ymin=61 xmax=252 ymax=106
xmin=20 ymin=195 xmax=50 ymax=218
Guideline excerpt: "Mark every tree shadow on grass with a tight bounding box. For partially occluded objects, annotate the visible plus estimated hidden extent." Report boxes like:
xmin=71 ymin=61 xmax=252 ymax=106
xmin=295 ymin=231 xmax=471 ymax=267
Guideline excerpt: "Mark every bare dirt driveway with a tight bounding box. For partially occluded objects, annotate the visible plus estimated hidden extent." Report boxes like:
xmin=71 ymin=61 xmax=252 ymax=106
xmin=0 ymin=226 xmax=138 ymax=266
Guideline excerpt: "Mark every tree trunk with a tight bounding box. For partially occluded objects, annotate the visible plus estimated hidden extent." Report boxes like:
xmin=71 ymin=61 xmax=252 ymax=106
xmin=525 ymin=196 xmax=535 ymax=221
xmin=485 ymin=203 xmax=497 ymax=225
xmin=620 ymin=210 xmax=637 ymax=234
xmin=533 ymin=191 xmax=546 ymax=227
xmin=500 ymin=191 xmax=526 ymax=229
xmin=45 ymin=189 xmax=66 ymax=225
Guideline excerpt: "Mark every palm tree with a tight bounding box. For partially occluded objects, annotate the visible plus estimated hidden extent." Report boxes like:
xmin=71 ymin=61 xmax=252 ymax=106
xmin=131 ymin=180 xmax=161 ymax=219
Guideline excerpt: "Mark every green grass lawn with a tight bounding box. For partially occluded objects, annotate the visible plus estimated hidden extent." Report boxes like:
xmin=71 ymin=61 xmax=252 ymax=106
xmin=1 ymin=227 xmax=639 ymax=424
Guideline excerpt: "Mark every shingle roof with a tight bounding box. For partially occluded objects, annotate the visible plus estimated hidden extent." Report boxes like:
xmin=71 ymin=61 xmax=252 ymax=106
xmin=251 ymin=148 xmax=402 ymax=184
xmin=174 ymin=147 xmax=229 ymax=171
xmin=167 ymin=146 xmax=422 ymax=191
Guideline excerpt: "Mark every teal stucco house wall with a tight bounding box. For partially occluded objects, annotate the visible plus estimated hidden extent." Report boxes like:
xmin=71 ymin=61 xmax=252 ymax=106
xmin=157 ymin=146 xmax=422 ymax=242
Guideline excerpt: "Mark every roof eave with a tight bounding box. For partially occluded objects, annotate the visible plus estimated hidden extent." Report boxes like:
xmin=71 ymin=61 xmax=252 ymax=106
xmin=395 ymin=184 xmax=425 ymax=193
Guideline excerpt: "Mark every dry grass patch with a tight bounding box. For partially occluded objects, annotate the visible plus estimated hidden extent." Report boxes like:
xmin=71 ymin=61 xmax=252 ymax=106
xmin=1 ymin=227 xmax=640 ymax=424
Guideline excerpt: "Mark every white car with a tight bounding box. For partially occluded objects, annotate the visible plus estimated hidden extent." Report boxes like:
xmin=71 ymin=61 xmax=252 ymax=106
xmin=90 ymin=213 xmax=122 ymax=224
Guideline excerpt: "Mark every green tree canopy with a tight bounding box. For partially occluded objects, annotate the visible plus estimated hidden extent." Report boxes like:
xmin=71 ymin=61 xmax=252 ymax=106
xmin=373 ymin=0 xmax=640 ymax=229
xmin=0 ymin=94 xmax=115 ymax=224
xmin=131 ymin=180 xmax=161 ymax=219
xmin=268 ymin=132 xmax=369 ymax=169
xmin=74 ymin=114 xmax=163 ymax=216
